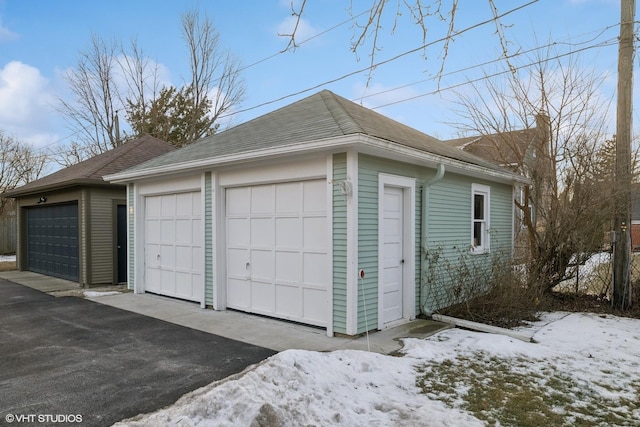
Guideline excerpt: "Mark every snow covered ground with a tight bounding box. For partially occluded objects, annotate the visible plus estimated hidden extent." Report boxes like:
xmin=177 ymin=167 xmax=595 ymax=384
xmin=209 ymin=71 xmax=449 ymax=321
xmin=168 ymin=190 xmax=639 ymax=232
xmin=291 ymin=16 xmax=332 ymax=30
xmin=114 ymin=312 xmax=640 ymax=426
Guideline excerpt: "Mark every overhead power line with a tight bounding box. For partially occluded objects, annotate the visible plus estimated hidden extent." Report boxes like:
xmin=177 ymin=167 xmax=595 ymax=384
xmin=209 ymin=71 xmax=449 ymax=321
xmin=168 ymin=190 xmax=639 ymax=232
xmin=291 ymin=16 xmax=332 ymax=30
xmin=370 ymin=38 xmax=619 ymax=109
xmin=220 ymin=0 xmax=540 ymax=119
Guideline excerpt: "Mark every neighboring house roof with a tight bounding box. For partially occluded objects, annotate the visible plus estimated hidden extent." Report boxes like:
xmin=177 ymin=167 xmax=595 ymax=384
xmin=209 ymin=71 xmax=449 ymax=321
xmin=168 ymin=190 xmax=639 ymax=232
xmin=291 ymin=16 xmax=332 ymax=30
xmin=445 ymin=128 xmax=539 ymax=169
xmin=107 ymin=90 xmax=527 ymax=184
xmin=3 ymin=134 xmax=175 ymax=198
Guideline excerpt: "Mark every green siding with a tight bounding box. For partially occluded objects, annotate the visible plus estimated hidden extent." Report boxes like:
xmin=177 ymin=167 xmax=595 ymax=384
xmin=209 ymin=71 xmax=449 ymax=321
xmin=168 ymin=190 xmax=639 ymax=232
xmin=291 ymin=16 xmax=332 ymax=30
xmin=128 ymin=183 xmax=135 ymax=290
xmin=332 ymin=153 xmax=347 ymax=334
xmin=204 ymin=172 xmax=214 ymax=306
xmin=357 ymin=154 xmax=515 ymax=330
xmin=357 ymin=155 xmax=428 ymax=333
xmin=88 ymin=187 xmax=125 ymax=286
xmin=357 ymin=165 xmax=379 ymax=332
xmin=422 ymin=175 xmax=514 ymax=313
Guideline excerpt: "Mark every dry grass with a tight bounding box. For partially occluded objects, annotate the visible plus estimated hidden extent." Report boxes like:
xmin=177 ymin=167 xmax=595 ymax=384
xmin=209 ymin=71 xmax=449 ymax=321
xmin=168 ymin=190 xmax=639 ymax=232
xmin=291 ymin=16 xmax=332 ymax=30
xmin=416 ymin=353 xmax=639 ymax=427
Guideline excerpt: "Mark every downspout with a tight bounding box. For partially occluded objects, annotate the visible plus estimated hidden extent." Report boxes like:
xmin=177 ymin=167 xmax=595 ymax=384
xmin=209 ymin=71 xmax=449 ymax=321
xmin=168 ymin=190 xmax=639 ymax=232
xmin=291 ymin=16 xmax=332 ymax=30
xmin=420 ymin=164 xmax=445 ymax=315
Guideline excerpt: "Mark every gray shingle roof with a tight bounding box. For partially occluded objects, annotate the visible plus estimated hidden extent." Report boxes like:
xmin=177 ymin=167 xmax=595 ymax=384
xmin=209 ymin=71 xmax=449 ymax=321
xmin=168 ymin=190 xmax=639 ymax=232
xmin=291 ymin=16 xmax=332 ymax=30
xmin=121 ymin=90 xmax=511 ymax=175
xmin=3 ymin=134 xmax=175 ymax=197
xmin=444 ymin=128 xmax=539 ymax=167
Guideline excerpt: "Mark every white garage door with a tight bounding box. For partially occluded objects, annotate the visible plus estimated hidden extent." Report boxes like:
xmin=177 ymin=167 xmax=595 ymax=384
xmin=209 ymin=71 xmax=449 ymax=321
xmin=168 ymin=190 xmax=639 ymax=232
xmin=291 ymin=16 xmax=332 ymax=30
xmin=226 ymin=180 xmax=328 ymax=327
xmin=145 ymin=192 xmax=203 ymax=302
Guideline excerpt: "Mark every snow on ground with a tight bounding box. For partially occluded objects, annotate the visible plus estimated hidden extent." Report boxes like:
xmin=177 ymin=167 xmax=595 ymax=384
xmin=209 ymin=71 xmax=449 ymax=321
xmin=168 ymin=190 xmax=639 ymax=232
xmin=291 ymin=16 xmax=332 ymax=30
xmin=0 ymin=255 xmax=16 ymax=262
xmin=114 ymin=313 xmax=640 ymax=426
xmin=83 ymin=291 xmax=122 ymax=298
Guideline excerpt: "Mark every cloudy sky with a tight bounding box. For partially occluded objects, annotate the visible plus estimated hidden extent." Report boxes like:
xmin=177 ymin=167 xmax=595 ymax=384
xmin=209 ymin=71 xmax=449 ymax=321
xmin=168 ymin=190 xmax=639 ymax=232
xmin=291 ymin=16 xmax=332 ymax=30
xmin=0 ymin=0 xmax=629 ymax=154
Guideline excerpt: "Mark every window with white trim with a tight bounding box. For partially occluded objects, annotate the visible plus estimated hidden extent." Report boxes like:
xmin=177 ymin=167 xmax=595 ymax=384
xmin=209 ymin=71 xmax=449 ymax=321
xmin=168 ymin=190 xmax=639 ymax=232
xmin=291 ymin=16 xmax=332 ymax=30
xmin=471 ymin=184 xmax=490 ymax=253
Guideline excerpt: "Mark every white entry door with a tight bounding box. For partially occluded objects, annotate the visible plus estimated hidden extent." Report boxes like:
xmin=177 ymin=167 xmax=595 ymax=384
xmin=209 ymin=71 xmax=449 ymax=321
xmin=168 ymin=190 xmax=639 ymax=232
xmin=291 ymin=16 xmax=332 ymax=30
xmin=144 ymin=192 xmax=203 ymax=302
xmin=226 ymin=180 xmax=328 ymax=327
xmin=381 ymin=186 xmax=404 ymax=325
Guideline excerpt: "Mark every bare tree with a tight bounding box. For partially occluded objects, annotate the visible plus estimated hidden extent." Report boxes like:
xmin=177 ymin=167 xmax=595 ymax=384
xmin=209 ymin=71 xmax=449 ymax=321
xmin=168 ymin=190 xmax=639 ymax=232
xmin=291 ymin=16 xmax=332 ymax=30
xmin=452 ymin=49 xmax=613 ymax=294
xmin=282 ymin=0 xmax=519 ymax=83
xmin=57 ymin=36 xmax=123 ymax=158
xmin=181 ymin=9 xmax=245 ymax=142
xmin=0 ymin=131 xmax=48 ymax=214
xmin=57 ymin=9 xmax=245 ymax=164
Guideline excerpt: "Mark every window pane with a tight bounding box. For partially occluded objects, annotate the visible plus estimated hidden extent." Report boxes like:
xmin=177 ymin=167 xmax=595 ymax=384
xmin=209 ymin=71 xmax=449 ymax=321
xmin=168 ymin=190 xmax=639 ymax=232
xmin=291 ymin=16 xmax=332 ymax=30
xmin=473 ymin=221 xmax=483 ymax=247
xmin=474 ymin=194 xmax=484 ymax=220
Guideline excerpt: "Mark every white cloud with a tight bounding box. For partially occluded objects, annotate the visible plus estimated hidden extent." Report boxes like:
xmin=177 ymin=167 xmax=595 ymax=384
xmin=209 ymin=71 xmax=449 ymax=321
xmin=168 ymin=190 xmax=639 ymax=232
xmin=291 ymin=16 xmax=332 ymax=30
xmin=0 ymin=61 xmax=58 ymax=146
xmin=0 ymin=19 xmax=18 ymax=43
xmin=276 ymin=15 xmax=319 ymax=44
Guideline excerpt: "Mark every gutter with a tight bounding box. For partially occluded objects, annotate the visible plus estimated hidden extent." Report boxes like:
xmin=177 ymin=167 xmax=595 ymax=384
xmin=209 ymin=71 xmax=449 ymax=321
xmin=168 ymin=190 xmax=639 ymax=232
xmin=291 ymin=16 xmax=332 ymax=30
xmin=420 ymin=164 xmax=445 ymax=315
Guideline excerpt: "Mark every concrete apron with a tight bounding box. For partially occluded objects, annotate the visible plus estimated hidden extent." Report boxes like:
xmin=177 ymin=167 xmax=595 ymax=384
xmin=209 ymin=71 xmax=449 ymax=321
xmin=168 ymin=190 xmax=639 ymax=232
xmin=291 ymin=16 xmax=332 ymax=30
xmin=0 ymin=270 xmax=451 ymax=354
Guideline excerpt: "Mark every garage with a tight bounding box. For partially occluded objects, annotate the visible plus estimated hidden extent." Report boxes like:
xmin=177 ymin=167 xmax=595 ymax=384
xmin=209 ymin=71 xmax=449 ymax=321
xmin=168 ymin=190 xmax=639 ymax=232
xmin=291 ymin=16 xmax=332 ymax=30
xmin=26 ymin=203 xmax=79 ymax=281
xmin=144 ymin=192 xmax=203 ymax=302
xmin=226 ymin=180 xmax=329 ymax=327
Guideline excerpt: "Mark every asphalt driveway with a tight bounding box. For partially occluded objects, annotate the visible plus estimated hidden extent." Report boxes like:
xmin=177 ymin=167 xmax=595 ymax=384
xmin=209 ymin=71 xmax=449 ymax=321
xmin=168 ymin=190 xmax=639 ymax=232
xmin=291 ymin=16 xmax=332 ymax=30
xmin=0 ymin=279 xmax=276 ymax=426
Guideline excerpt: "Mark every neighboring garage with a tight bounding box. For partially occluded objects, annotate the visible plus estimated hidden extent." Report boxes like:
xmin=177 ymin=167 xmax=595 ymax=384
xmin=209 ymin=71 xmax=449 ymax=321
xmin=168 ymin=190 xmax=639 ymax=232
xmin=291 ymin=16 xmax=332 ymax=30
xmin=225 ymin=180 xmax=329 ymax=327
xmin=2 ymin=135 xmax=175 ymax=287
xmin=144 ymin=191 xmax=203 ymax=302
xmin=26 ymin=203 xmax=79 ymax=281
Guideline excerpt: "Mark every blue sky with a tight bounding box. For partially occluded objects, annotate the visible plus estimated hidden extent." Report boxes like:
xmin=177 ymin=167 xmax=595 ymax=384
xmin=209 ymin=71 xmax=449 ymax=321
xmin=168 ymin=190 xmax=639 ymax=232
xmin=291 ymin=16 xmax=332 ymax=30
xmin=0 ymin=0 xmax=628 ymax=154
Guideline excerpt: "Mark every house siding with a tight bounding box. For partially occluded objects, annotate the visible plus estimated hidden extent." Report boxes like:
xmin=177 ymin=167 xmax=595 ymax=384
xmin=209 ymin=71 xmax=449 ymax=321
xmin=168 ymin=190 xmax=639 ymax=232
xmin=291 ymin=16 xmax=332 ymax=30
xmin=204 ymin=172 xmax=214 ymax=306
xmin=358 ymin=154 xmax=426 ymax=333
xmin=358 ymin=154 xmax=514 ymax=329
xmin=422 ymin=174 xmax=514 ymax=313
xmin=332 ymin=153 xmax=348 ymax=334
xmin=87 ymin=187 xmax=125 ymax=286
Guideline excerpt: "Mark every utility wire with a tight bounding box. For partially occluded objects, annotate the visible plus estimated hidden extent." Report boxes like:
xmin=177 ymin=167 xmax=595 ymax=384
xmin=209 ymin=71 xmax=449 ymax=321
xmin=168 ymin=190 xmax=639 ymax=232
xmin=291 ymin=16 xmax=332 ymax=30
xmin=370 ymin=38 xmax=618 ymax=110
xmin=220 ymin=0 xmax=540 ymax=119
xmin=352 ymin=22 xmax=621 ymax=104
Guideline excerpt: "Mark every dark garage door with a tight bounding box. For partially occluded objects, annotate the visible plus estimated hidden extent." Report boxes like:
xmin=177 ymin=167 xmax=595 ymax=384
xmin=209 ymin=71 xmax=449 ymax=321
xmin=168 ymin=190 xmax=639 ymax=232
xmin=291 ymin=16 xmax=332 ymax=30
xmin=27 ymin=203 xmax=79 ymax=281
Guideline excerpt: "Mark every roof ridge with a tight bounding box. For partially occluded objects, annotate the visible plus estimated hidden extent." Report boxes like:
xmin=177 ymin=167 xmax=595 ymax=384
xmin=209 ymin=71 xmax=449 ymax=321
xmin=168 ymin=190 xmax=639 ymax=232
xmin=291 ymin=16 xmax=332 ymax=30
xmin=318 ymin=90 xmax=364 ymax=135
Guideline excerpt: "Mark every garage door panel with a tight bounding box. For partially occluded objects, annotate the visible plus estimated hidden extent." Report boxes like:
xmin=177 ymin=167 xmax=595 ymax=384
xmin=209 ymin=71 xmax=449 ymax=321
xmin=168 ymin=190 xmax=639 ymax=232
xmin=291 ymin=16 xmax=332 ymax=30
xmin=250 ymin=218 xmax=273 ymax=247
xmin=275 ymin=284 xmax=301 ymax=317
xmin=161 ymin=195 xmax=176 ymax=216
xmin=251 ymin=281 xmax=275 ymax=312
xmin=275 ymin=217 xmax=300 ymax=248
xmin=144 ymin=192 xmax=202 ymax=303
xmin=161 ymin=269 xmax=176 ymax=294
xmin=27 ymin=203 xmax=79 ymax=282
xmin=303 ymin=288 xmax=327 ymax=323
xmin=303 ymin=217 xmax=327 ymax=250
xmin=251 ymin=186 xmax=275 ymax=214
xmin=250 ymin=249 xmax=274 ymax=280
xmin=227 ymin=218 xmax=249 ymax=246
xmin=226 ymin=180 xmax=328 ymax=327
xmin=175 ymin=246 xmax=194 ymax=270
xmin=303 ymin=252 xmax=328 ymax=286
xmin=226 ymin=187 xmax=249 ymax=214
xmin=176 ymin=192 xmax=193 ymax=216
xmin=161 ymin=219 xmax=175 ymax=242
xmin=275 ymin=251 xmax=301 ymax=283
xmin=275 ymin=183 xmax=299 ymax=214
xmin=303 ymin=180 xmax=326 ymax=212
xmin=227 ymin=278 xmax=250 ymax=308
xmin=227 ymin=248 xmax=249 ymax=277
xmin=192 ymin=219 xmax=202 ymax=246
xmin=176 ymin=219 xmax=193 ymax=243
xmin=176 ymin=271 xmax=198 ymax=298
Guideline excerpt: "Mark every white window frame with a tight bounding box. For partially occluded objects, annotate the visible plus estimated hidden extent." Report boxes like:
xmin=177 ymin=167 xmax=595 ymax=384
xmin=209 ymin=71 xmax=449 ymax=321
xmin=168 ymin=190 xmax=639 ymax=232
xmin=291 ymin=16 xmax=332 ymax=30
xmin=471 ymin=183 xmax=491 ymax=254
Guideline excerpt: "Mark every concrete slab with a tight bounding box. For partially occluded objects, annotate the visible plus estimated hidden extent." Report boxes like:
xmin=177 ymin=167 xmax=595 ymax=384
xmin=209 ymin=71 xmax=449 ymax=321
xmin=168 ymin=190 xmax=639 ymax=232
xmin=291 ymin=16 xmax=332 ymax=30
xmin=0 ymin=270 xmax=451 ymax=354
xmin=0 ymin=270 xmax=80 ymax=292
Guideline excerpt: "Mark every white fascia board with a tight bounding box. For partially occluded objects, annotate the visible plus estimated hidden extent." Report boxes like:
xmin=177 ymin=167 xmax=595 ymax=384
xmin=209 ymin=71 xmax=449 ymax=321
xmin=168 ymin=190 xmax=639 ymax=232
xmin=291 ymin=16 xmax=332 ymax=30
xmin=105 ymin=133 xmax=529 ymax=186
xmin=104 ymin=135 xmax=361 ymax=183
xmin=356 ymin=135 xmax=531 ymax=185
